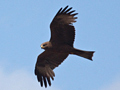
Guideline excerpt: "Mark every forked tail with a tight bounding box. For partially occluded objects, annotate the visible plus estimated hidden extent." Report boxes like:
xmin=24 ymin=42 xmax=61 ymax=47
xmin=71 ymin=49 xmax=95 ymax=60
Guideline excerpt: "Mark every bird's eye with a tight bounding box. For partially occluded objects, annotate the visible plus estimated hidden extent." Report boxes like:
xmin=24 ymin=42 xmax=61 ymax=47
xmin=43 ymin=44 xmax=47 ymax=46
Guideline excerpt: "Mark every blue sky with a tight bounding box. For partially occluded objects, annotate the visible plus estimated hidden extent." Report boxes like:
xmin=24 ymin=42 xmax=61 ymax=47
xmin=0 ymin=0 xmax=120 ymax=90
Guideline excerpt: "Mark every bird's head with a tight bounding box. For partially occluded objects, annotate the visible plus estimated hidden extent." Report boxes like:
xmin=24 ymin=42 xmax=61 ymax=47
xmin=41 ymin=41 xmax=52 ymax=49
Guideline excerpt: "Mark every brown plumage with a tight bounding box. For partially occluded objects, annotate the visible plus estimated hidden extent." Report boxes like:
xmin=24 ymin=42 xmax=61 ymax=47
xmin=35 ymin=5 xmax=95 ymax=88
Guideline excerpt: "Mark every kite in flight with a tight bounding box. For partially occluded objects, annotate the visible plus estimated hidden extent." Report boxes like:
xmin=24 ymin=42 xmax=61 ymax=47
xmin=35 ymin=5 xmax=95 ymax=88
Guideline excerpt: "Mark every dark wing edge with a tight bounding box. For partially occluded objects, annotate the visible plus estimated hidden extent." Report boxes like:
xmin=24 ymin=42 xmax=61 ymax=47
xmin=54 ymin=5 xmax=78 ymax=23
xmin=35 ymin=51 xmax=69 ymax=88
xmin=35 ymin=64 xmax=55 ymax=87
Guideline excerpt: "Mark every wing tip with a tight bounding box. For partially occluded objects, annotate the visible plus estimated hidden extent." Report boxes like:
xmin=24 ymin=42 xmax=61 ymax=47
xmin=56 ymin=5 xmax=78 ymax=16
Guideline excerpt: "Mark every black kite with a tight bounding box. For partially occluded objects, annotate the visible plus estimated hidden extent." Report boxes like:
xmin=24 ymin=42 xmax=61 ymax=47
xmin=35 ymin=6 xmax=95 ymax=88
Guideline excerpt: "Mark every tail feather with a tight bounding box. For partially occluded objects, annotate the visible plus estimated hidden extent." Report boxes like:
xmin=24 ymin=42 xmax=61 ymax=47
xmin=71 ymin=49 xmax=95 ymax=60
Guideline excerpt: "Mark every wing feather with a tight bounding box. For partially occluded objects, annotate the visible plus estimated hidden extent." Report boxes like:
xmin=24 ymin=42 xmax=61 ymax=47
xmin=35 ymin=51 xmax=69 ymax=87
xmin=50 ymin=6 xmax=78 ymax=47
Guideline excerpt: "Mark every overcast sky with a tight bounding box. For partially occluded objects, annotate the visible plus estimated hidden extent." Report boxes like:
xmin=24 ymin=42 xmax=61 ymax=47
xmin=0 ymin=0 xmax=120 ymax=90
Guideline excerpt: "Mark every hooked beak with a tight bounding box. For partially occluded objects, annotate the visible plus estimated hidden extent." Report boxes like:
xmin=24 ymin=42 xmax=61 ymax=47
xmin=41 ymin=45 xmax=44 ymax=49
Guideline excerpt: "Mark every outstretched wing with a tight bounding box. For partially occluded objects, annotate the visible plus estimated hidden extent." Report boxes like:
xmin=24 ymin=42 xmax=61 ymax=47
xmin=35 ymin=51 xmax=69 ymax=87
xmin=50 ymin=5 xmax=78 ymax=47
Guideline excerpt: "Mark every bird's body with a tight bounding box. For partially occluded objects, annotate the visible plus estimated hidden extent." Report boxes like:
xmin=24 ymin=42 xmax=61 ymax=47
xmin=35 ymin=6 xmax=95 ymax=88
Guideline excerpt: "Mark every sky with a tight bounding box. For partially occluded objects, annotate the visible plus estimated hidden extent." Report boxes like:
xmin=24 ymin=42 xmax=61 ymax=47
xmin=0 ymin=0 xmax=120 ymax=90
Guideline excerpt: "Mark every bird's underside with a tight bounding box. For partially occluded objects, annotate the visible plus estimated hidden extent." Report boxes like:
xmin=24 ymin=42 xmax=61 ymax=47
xmin=35 ymin=5 xmax=95 ymax=88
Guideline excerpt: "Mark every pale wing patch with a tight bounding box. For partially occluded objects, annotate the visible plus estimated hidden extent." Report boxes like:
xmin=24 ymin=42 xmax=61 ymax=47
xmin=36 ymin=65 xmax=55 ymax=80
xmin=57 ymin=15 xmax=77 ymax=24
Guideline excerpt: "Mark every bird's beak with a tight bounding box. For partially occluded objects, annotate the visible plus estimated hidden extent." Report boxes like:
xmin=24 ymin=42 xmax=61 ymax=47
xmin=41 ymin=45 xmax=44 ymax=49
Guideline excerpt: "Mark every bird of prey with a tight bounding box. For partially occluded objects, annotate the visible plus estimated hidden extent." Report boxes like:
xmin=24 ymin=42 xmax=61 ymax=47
xmin=35 ymin=5 xmax=95 ymax=88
